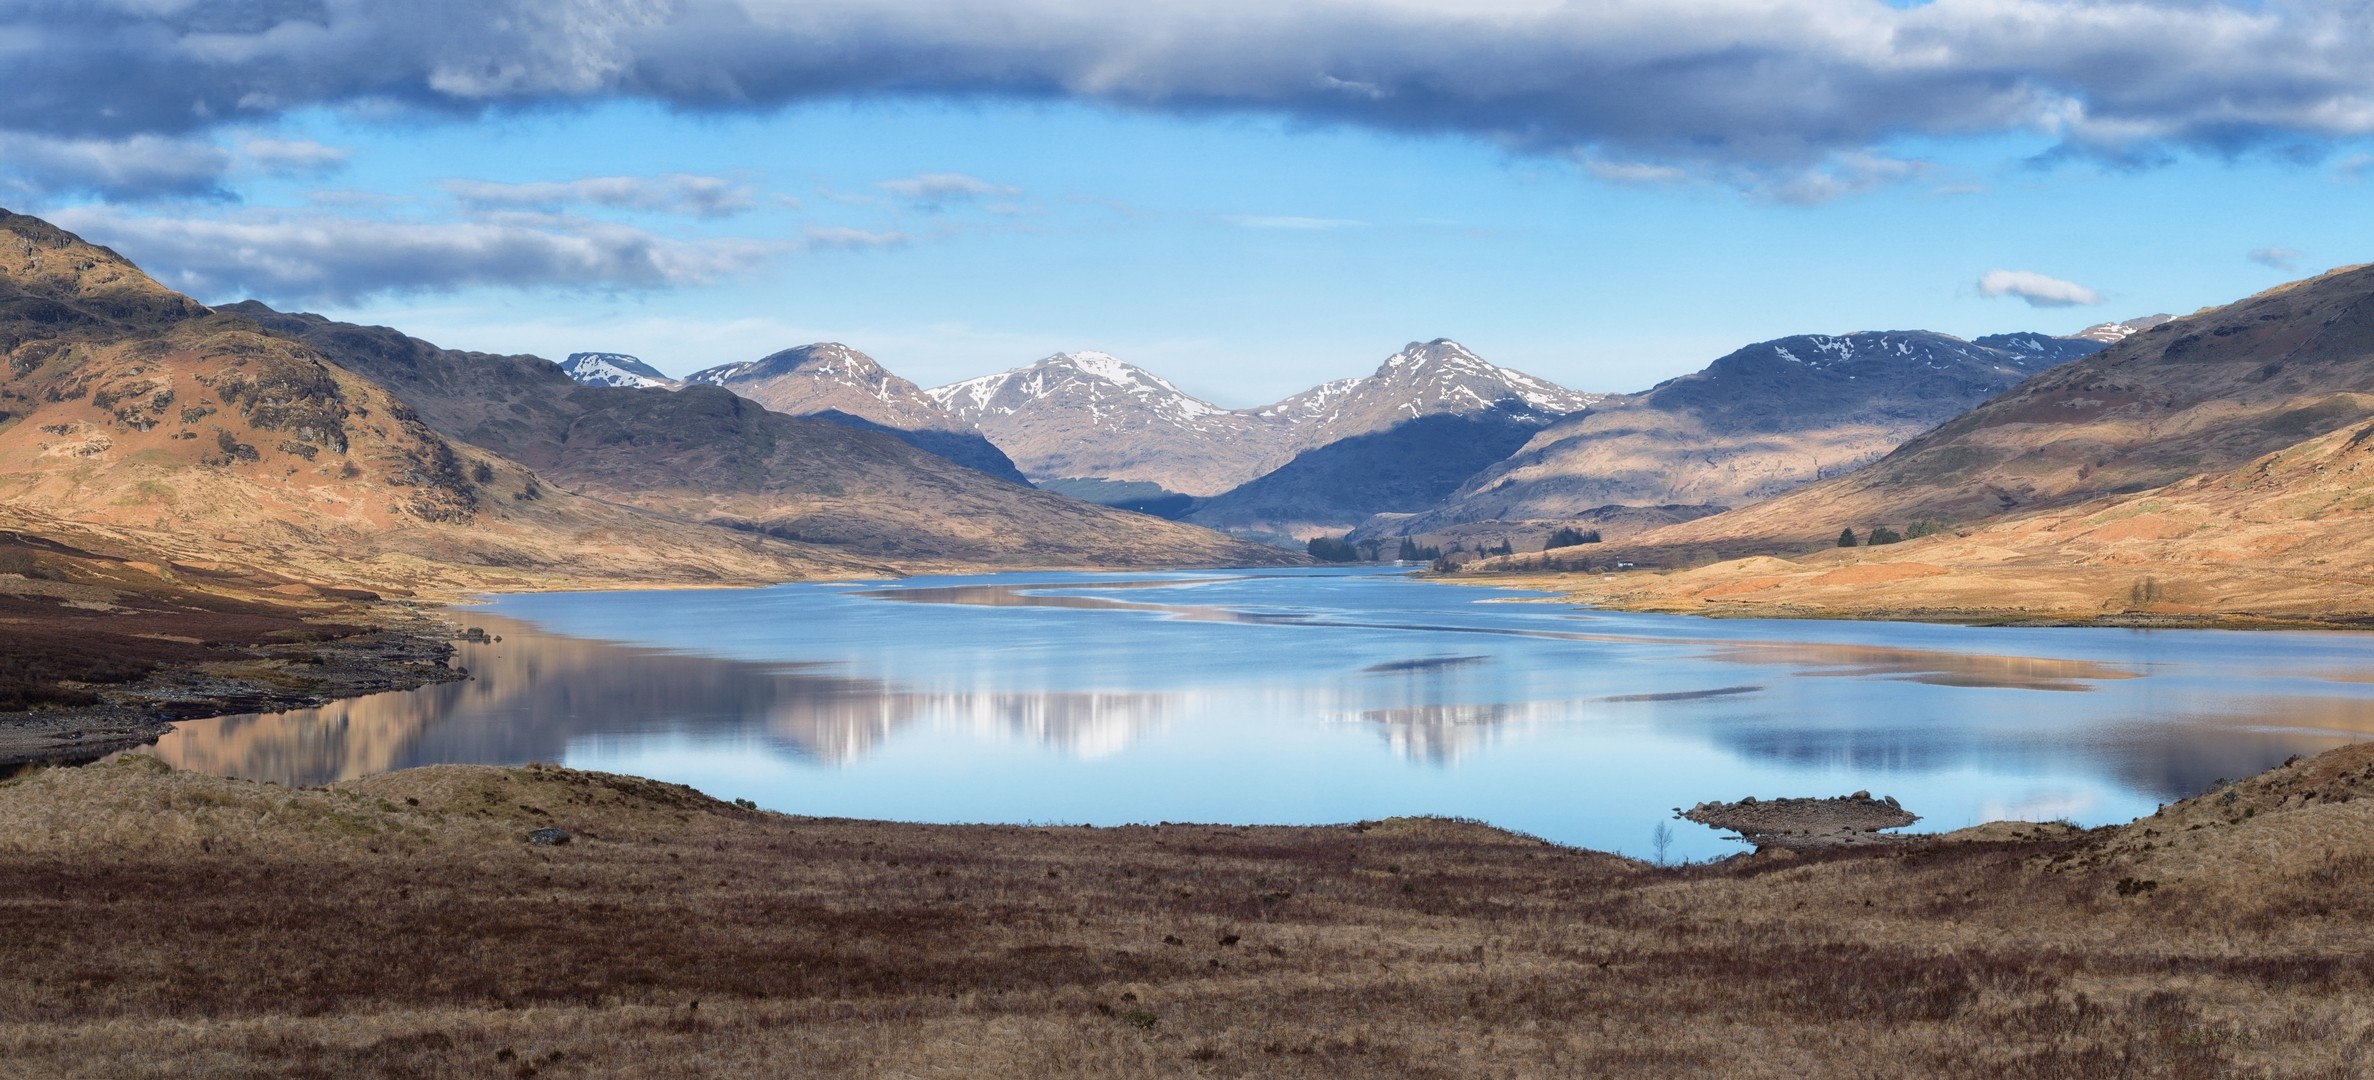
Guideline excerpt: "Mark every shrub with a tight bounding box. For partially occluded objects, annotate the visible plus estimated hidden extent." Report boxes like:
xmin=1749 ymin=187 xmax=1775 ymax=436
xmin=1866 ymin=526 xmax=1903 ymax=545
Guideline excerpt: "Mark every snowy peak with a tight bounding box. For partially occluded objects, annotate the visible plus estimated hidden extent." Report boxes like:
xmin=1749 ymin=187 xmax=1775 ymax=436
xmin=2072 ymin=314 xmax=2177 ymax=344
xmin=559 ymin=352 xmax=676 ymax=389
xmin=689 ymin=343 xmax=957 ymax=432
xmin=929 ymin=351 xmax=1230 ymax=429
xmin=1267 ymin=338 xmax=1602 ymax=433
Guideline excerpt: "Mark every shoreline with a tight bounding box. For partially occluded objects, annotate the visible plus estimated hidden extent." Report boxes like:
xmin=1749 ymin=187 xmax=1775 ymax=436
xmin=5 ymin=745 xmax=2371 ymax=1076
xmin=1446 ymin=568 xmax=2374 ymax=632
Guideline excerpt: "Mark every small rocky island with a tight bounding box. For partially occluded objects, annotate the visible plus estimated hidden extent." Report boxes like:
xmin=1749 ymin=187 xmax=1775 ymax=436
xmin=1682 ymin=790 xmax=1920 ymax=851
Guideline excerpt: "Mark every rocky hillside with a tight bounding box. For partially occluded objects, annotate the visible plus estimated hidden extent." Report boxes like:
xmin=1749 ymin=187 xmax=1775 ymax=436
xmin=228 ymin=304 xmax=1292 ymax=569
xmin=1595 ymin=264 xmax=2374 ymax=557
xmin=0 ymin=210 xmax=868 ymax=593
xmin=932 ymin=340 xmax=1602 ymax=506
xmin=559 ymin=352 xmax=677 ymax=388
xmin=1369 ymin=329 xmax=2101 ymax=541
xmin=685 ymin=343 xmax=1027 ymax=483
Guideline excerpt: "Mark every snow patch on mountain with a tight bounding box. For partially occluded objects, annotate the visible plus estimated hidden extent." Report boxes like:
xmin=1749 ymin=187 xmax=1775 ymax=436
xmin=559 ymin=352 xmax=677 ymax=389
xmin=2071 ymin=314 xmax=2177 ymax=344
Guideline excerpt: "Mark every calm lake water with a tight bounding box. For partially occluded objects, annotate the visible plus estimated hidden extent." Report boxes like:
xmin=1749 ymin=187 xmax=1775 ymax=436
xmin=138 ymin=567 xmax=2374 ymax=860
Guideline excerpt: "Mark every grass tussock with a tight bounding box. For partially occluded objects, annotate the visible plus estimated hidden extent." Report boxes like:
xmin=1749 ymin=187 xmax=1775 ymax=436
xmin=8 ymin=749 xmax=2374 ymax=1077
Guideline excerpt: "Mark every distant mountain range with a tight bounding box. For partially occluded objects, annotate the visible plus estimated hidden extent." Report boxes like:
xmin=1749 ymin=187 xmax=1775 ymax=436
xmin=0 ymin=208 xmax=1291 ymax=593
xmin=682 ymin=344 xmax=1027 ymax=484
xmin=924 ymin=340 xmax=1603 ymax=503
xmin=1481 ymin=270 xmax=2374 ymax=623
xmin=232 ymin=305 xmax=1281 ymax=569
xmin=1355 ymin=329 xmax=2109 ymax=547
xmin=558 ymin=324 xmax=2137 ymax=550
xmin=1578 ymin=268 xmax=2374 ymax=559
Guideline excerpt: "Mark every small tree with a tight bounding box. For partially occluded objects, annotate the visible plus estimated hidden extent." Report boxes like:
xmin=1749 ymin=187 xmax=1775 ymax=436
xmin=1837 ymin=528 xmax=1858 ymax=547
xmin=1905 ymin=520 xmax=1938 ymax=539
xmin=1546 ymin=526 xmax=1599 ymax=549
xmin=1866 ymin=525 xmax=1903 ymax=545
xmin=1307 ymin=535 xmax=1360 ymax=563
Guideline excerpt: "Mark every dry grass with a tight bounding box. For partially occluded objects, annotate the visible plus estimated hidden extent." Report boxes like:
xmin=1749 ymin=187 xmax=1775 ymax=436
xmin=6 ymin=750 xmax=2374 ymax=1078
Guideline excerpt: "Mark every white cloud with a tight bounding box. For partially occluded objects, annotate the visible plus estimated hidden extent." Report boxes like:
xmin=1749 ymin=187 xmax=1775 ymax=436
xmin=1976 ymin=269 xmax=2102 ymax=308
xmin=2248 ymin=245 xmax=2304 ymax=271
xmin=443 ymin=174 xmax=756 ymax=217
xmin=48 ymin=205 xmax=778 ymax=304
xmin=876 ymin=172 xmax=1022 ymax=207
xmin=801 ymin=225 xmax=910 ymax=249
xmin=1583 ymin=158 xmax=1695 ymax=187
xmin=0 ymin=132 xmax=231 ymax=199
xmin=242 ymin=138 xmax=348 ymax=177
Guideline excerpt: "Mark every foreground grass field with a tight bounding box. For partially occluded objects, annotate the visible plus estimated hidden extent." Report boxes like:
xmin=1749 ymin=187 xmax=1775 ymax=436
xmin=6 ymin=749 xmax=2374 ymax=1078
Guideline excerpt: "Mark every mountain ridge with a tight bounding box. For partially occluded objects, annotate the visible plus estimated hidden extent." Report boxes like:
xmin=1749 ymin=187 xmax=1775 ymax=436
xmin=1361 ymin=328 xmax=2104 ymax=543
xmin=930 ymin=339 xmax=1604 ymax=499
xmin=681 ymin=343 xmax=1027 ymax=483
xmin=227 ymin=303 xmax=1291 ymax=569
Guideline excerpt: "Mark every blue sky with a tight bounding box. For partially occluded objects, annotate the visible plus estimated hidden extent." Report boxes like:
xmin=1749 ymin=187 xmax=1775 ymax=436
xmin=11 ymin=2 xmax=2374 ymax=406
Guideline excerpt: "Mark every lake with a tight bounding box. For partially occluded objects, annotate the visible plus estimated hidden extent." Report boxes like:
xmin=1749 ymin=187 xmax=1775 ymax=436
xmin=136 ymin=567 xmax=2374 ymax=861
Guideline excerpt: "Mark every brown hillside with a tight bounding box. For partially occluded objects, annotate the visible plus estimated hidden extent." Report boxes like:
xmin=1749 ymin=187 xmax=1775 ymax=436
xmin=1610 ymin=264 xmax=2374 ymax=557
xmin=230 ymin=305 xmax=1296 ymax=569
xmin=11 ymin=746 xmax=2374 ymax=1076
xmin=1488 ymin=411 xmax=2374 ymax=623
xmin=0 ymin=210 xmax=876 ymax=594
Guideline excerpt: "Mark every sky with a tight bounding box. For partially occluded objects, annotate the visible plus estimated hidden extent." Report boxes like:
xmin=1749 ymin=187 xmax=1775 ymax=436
xmin=8 ymin=1 xmax=2374 ymax=407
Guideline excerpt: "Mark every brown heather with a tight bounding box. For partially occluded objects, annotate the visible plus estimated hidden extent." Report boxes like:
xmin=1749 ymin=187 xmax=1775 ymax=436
xmin=6 ymin=746 xmax=2374 ymax=1078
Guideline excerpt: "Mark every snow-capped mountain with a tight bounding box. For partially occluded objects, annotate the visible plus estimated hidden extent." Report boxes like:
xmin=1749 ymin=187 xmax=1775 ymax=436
xmin=1366 ymin=327 xmax=2109 ymax=539
xmin=1262 ymin=339 xmax=1604 ymax=443
xmin=931 ymin=351 xmax=1235 ymax=430
xmin=2071 ymin=314 xmax=2177 ymax=344
xmin=929 ymin=352 xmax=1282 ymax=496
xmin=687 ymin=343 xmax=958 ymax=432
xmin=929 ymin=341 xmax=1605 ymax=498
xmin=558 ymin=352 xmax=676 ymax=388
xmin=685 ymin=343 xmax=1028 ymax=484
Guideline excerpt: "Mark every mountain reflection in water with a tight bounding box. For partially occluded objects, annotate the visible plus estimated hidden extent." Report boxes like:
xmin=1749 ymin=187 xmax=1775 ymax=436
xmin=141 ymin=613 xmax=1178 ymax=786
xmin=128 ymin=569 xmax=2374 ymax=857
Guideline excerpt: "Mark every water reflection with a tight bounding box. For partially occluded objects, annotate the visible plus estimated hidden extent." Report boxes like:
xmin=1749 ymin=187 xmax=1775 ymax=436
xmin=127 ymin=569 xmax=2374 ymax=855
xmin=142 ymin=613 xmax=1176 ymax=786
xmin=869 ymin=578 xmax=2144 ymax=692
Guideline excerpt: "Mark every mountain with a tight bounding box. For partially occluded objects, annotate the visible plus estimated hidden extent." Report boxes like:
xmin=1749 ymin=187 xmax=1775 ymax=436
xmin=225 ymin=304 xmax=1293 ymax=569
xmin=559 ymin=352 xmax=676 ymax=389
xmin=930 ymin=351 xmax=1283 ymax=496
xmin=1521 ymin=409 xmax=2374 ymax=624
xmin=2071 ymin=314 xmax=2176 ymax=344
xmin=931 ymin=340 xmax=1603 ymax=510
xmin=0 ymin=209 xmax=873 ymax=593
xmin=1257 ymin=339 xmax=1603 ymax=444
xmin=1362 ymin=329 xmax=2103 ymax=543
xmin=1557 ymin=262 xmax=2374 ymax=564
xmin=684 ymin=343 xmax=1027 ymax=484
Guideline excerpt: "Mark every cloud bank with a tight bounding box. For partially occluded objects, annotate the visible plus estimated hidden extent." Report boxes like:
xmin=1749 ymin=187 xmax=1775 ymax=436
xmin=10 ymin=0 xmax=2374 ymax=201
xmin=48 ymin=206 xmax=777 ymax=304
